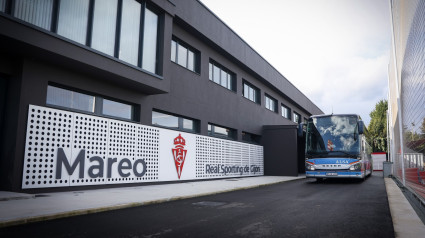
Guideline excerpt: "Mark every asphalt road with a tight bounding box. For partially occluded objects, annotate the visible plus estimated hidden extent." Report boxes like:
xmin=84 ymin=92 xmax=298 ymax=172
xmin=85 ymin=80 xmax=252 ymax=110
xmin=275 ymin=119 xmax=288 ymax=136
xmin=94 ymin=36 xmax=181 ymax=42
xmin=0 ymin=172 xmax=394 ymax=238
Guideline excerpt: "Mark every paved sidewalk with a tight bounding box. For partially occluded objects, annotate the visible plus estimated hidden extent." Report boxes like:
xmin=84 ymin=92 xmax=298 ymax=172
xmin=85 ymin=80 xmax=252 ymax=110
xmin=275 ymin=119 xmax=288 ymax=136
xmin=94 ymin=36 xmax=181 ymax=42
xmin=0 ymin=176 xmax=302 ymax=228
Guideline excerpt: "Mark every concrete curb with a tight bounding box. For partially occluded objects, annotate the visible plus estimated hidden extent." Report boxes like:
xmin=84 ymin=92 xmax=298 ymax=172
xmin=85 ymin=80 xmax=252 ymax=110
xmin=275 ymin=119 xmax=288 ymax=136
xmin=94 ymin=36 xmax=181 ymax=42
xmin=0 ymin=192 xmax=35 ymax=201
xmin=0 ymin=177 xmax=303 ymax=228
xmin=384 ymin=178 xmax=425 ymax=238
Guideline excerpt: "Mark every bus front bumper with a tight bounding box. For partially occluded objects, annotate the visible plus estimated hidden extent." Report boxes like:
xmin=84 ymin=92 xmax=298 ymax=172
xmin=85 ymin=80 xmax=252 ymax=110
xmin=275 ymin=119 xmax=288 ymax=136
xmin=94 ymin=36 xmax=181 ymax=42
xmin=306 ymin=171 xmax=364 ymax=179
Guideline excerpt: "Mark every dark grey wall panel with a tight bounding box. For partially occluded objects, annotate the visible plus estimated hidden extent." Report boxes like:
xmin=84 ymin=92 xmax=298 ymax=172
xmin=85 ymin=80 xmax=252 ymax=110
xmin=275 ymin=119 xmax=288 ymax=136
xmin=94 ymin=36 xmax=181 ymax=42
xmin=263 ymin=125 xmax=298 ymax=176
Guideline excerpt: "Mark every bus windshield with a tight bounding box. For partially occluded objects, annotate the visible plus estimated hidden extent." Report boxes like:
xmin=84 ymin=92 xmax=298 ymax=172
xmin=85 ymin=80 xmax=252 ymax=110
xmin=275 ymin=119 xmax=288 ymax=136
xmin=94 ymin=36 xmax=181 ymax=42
xmin=306 ymin=115 xmax=360 ymax=157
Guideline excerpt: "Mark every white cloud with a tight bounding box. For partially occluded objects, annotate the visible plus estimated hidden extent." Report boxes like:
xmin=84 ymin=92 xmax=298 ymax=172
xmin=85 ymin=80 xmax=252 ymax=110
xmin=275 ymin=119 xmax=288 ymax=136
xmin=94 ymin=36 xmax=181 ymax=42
xmin=201 ymin=0 xmax=391 ymax=125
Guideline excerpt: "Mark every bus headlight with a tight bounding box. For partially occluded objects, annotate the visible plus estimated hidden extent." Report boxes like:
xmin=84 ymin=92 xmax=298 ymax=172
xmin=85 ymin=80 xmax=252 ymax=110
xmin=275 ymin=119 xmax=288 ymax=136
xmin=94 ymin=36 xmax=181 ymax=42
xmin=349 ymin=162 xmax=361 ymax=171
xmin=306 ymin=163 xmax=315 ymax=171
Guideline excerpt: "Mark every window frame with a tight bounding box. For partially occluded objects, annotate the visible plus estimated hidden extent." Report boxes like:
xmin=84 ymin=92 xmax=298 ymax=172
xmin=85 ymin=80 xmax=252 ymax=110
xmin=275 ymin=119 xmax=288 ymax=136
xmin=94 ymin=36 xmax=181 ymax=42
xmin=152 ymin=109 xmax=200 ymax=133
xmin=265 ymin=94 xmax=278 ymax=113
xmin=209 ymin=59 xmax=236 ymax=92
xmin=171 ymin=37 xmax=200 ymax=73
xmin=242 ymin=80 xmax=260 ymax=104
xmin=46 ymin=84 xmax=139 ymax=122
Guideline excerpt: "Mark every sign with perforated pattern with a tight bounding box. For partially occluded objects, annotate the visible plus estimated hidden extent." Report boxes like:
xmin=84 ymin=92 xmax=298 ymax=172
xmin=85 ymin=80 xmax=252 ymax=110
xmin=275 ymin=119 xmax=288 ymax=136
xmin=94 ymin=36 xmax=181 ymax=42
xmin=22 ymin=105 xmax=263 ymax=189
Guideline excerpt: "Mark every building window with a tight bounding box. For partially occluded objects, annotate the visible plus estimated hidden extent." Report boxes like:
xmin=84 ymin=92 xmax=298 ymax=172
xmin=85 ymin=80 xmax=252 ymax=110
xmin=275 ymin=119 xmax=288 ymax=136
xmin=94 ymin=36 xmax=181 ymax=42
xmin=209 ymin=61 xmax=235 ymax=91
xmin=102 ymin=99 xmax=133 ymax=120
xmin=208 ymin=123 xmax=236 ymax=140
xmin=118 ymin=0 xmax=142 ymax=66
xmin=243 ymin=81 xmax=260 ymax=104
xmin=152 ymin=110 xmax=199 ymax=133
xmin=0 ymin=0 xmax=5 ymax=12
xmin=57 ymin=0 xmax=90 ymax=45
xmin=91 ymin=0 xmax=118 ymax=56
xmin=9 ymin=0 xmax=161 ymax=75
xmin=46 ymin=85 xmax=136 ymax=121
xmin=47 ymin=85 xmax=95 ymax=113
xmin=242 ymin=132 xmax=261 ymax=144
xmin=141 ymin=7 xmax=159 ymax=73
xmin=265 ymin=95 xmax=277 ymax=112
xmin=293 ymin=112 xmax=301 ymax=124
xmin=281 ymin=104 xmax=291 ymax=119
xmin=171 ymin=38 xmax=200 ymax=73
xmin=14 ymin=0 xmax=54 ymax=30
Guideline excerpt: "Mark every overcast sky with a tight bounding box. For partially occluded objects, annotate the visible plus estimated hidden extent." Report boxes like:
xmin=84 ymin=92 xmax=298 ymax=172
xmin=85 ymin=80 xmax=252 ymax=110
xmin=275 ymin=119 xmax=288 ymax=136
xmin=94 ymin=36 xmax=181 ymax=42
xmin=200 ymin=0 xmax=392 ymax=125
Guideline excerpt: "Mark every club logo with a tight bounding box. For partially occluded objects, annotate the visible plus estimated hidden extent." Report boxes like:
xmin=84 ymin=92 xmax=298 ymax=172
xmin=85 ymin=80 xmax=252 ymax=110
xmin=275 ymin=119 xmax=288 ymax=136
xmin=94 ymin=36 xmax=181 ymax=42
xmin=172 ymin=134 xmax=187 ymax=179
xmin=327 ymin=140 xmax=335 ymax=151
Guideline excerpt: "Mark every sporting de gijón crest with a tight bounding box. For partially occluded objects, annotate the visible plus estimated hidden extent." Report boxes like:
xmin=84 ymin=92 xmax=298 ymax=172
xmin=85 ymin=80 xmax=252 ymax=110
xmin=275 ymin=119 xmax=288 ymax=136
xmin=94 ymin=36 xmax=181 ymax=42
xmin=172 ymin=134 xmax=187 ymax=179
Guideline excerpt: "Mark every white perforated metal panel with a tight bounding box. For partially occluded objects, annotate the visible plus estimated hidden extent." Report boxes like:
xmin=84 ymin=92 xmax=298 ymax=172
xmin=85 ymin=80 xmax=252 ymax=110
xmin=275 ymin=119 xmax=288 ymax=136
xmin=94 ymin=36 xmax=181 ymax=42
xmin=70 ymin=113 xmax=109 ymax=186
xmin=136 ymin=125 xmax=160 ymax=181
xmin=23 ymin=105 xmax=263 ymax=189
xmin=195 ymin=135 xmax=264 ymax=178
xmin=250 ymin=145 xmax=264 ymax=176
xmin=22 ymin=106 xmax=74 ymax=188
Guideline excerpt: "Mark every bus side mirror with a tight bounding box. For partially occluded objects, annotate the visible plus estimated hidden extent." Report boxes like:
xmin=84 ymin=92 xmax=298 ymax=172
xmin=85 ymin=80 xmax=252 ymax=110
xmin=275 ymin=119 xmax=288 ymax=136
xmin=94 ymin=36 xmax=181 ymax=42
xmin=297 ymin=123 xmax=305 ymax=137
xmin=358 ymin=121 xmax=364 ymax=134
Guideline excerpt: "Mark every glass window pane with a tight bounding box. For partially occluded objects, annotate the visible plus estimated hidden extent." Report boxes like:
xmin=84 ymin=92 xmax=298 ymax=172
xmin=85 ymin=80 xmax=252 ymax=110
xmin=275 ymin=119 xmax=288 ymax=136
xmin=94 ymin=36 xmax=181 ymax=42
xmin=46 ymin=86 xmax=95 ymax=112
xmin=142 ymin=8 xmax=158 ymax=73
xmin=91 ymin=0 xmax=118 ymax=56
xmin=220 ymin=70 xmax=227 ymax=87
xmin=227 ymin=74 xmax=232 ymax=90
xmin=282 ymin=106 xmax=288 ymax=118
xmin=187 ymin=50 xmax=194 ymax=71
xmin=14 ymin=0 xmax=53 ymax=30
xmin=209 ymin=63 xmax=213 ymax=80
xmin=213 ymin=65 xmax=220 ymax=84
xmin=0 ymin=0 xmax=6 ymax=12
xmin=293 ymin=113 xmax=299 ymax=123
xmin=243 ymin=84 xmax=248 ymax=98
xmin=208 ymin=124 xmax=212 ymax=136
xmin=102 ymin=99 xmax=132 ymax=120
xmin=152 ymin=111 xmax=178 ymax=129
xmin=177 ymin=44 xmax=187 ymax=67
xmin=171 ymin=40 xmax=177 ymax=62
xmin=57 ymin=0 xmax=89 ymax=45
xmin=214 ymin=126 xmax=229 ymax=137
xmin=119 ymin=0 xmax=141 ymax=66
xmin=182 ymin=118 xmax=194 ymax=130
xmin=249 ymin=87 xmax=254 ymax=101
